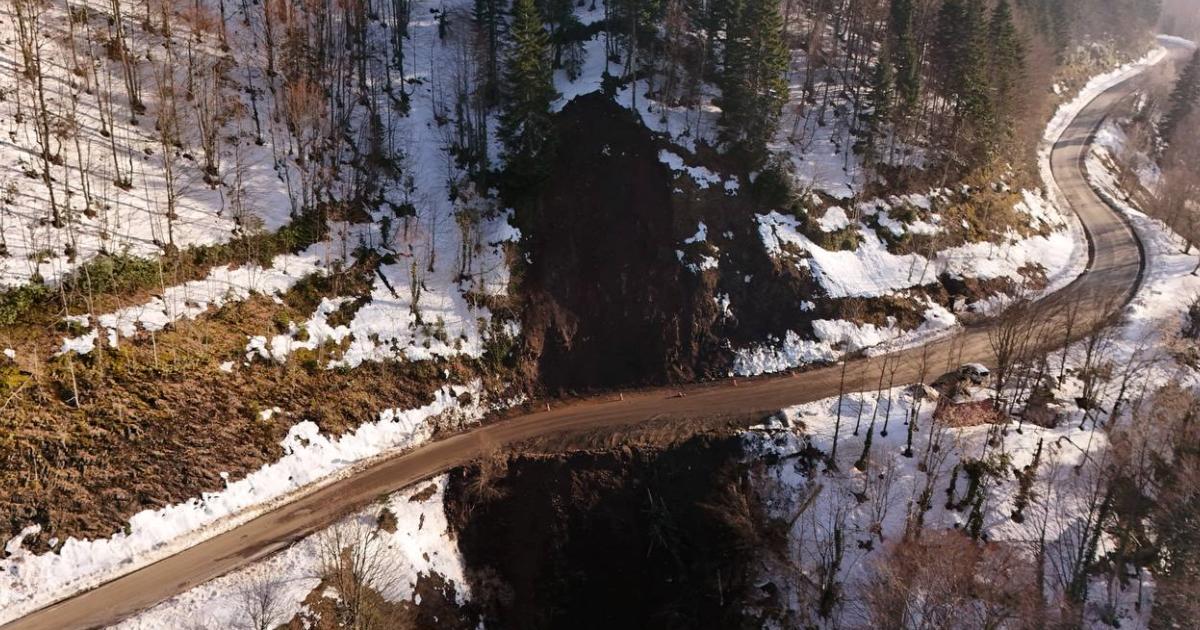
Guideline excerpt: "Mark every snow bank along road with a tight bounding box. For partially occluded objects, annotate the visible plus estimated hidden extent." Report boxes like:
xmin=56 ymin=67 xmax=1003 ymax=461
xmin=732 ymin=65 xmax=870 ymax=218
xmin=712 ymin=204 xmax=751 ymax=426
xmin=4 ymin=43 xmax=1190 ymax=630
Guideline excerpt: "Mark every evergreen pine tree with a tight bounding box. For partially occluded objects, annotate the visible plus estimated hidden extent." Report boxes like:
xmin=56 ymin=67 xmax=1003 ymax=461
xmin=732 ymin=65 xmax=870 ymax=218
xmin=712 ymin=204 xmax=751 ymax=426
xmin=705 ymin=0 xmax=743 ymax=57
xmin=499 ymin=0 xmax=560 ymax=194
xmin=988 ymin=0 xmax=1024 ymax=102
xmin=933 ymin=0 xmax=993 ymax=167
xmin=932 ymin=0 xmax=968 ymax=104
xmin=539 ymin=0 xmax=591 ymax=75
xmin=958 ymin=0 xmax=993 ymax=127
xmin=985 ymin=0 xmax=1024 ymax=152
xmin=861 ymin=57 xmax=895 ymax=174
xmin=944 ymin=463 xmax=960 ymax=509
xmin=966 ymin=490 xmax=986 ymax=539
xmin=1011 ymin=437 xmax=1043 ymax=523
xmin=1162 ymin=49 xmax=1200 ymax=146
xmin=715 ymin=0 xmax=789 ymax=166
xmin=889 ymin=0 xmax=920 ymax=114
xmin=474 ymin=0 xmax=504 ymax=103
xmin=933 ymin=0 xmax=992 ymax=110
xmin=854 ymin=420 xmax=875 ymax=472
xmin=902 ymin=405 xmax=915 ymax=457
xmin=1026 ymin=0 xmax=1072 ymax=59
xmin=1049 ymin=0 xmax=1070 ymax=58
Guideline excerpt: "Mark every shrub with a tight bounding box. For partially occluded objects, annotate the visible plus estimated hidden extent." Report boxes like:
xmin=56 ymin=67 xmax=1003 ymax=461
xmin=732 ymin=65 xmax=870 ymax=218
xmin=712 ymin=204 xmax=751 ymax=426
xmin=0 ymin=283 xmax=50 ymax=326
xmin=0 ymin=364 xmax=28 ymax=398
xmin=1184 ymin=295 xmax=1200 ymax=340
xmin=270 ymin=311 xmax=294 ymax=334
xmin=377 ymin=507 xmax=398 ymax=533
xmin=67 ymin=253 xmax=161 ymax=297
xmin=480 ymin=320 xmax=518 ymax=373
xmin=750 ymin=156 xmax=794 ymax=208
xmin=819 ymin=227 xmax=863 ymax=252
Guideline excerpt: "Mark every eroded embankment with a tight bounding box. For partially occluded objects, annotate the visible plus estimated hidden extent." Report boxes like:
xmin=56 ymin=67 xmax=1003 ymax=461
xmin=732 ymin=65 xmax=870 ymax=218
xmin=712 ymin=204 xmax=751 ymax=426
xmin=442 ymin=433 xmax=792 ymax=629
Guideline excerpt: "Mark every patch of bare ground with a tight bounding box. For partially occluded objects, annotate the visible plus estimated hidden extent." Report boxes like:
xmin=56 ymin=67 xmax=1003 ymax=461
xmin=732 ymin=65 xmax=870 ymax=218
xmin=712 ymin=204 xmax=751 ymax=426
xmin=0 ymin=241 xmax=377 ymax=364
xmin=443 ymin=434 xmax=785 ymax=629
xmin=884 ymin=180 xmax=1063 ymax=257
xmin=934 ymin=399 xmax=1008 ymax=428
xmin=518 ymin=94 xmax=727 ymax=392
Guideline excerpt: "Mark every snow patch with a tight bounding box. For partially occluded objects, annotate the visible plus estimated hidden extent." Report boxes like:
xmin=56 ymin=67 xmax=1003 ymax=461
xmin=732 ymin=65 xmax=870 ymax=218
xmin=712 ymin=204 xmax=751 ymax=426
xmin=817 ymin=207 xmax=850 ymax=233
xmin=658 ymin=150 xmax=727 ymax=190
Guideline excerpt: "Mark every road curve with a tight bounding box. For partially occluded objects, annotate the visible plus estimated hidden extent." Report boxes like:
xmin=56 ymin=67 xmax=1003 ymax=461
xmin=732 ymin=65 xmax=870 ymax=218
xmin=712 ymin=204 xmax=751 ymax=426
xmin=4 ymin=46 xmax=1188 ymax=630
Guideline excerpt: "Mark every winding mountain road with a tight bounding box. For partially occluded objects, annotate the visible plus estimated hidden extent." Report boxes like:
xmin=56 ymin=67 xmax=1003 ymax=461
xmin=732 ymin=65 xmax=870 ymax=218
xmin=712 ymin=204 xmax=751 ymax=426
xmin=4 ymin=42 xmax=1191 ymax=630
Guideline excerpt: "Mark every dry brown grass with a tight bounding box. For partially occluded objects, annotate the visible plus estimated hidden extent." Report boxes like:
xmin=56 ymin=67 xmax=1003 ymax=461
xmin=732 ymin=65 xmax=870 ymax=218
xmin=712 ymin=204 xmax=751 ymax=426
xmin=0 ymin=264 xmax=492 ymax=548
xmin=934 ymin=399 xmax=1007 ymax=428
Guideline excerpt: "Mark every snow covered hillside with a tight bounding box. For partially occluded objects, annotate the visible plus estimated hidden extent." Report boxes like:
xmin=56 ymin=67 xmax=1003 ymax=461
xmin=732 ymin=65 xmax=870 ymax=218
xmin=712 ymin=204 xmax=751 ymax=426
xmin=0 ymin=384 xmax=495 ymax=624
xmin=0 ymin=0 xmax=521 ymax=622
xmin=727 ymin=44 xmax=1174 ymax=377
xmin=739 ymin=52 xmax=1200 ymax=624
xmin=0 ymin=0 xmax=295 ymax=288
xmin=9 ymin=0 xmax=522 ymax=365
xmin=743 ymin=200 xmax=1200 ymax=627
xmin=731 ymin=185 xmax=1079 ymax=375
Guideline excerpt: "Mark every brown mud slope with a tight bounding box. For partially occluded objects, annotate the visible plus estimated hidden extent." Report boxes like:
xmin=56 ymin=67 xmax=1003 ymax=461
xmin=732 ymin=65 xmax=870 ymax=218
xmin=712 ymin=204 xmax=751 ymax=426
xmin=519 ymin=94 xmax=724 ymax=391
xmin=519 ymin=94 xmax=832 ymax=392
xmin=443 ymin=435 xmax=779 ymax=630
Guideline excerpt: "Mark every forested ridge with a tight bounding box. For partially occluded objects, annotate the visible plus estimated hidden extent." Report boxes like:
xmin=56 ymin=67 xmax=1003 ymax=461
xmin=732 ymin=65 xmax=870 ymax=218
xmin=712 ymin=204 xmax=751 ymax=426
xmin=492 ymin=0 xmax=1163 ymax=199
xmin=0 ymin=0 xmax=1166 ymax=290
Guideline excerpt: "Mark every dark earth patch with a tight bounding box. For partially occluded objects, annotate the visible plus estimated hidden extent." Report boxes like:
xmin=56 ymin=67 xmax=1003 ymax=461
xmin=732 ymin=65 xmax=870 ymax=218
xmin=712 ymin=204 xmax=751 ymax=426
xmin=443 ymin=434 xmax=780 ymax=630
xmin=518 ymin=93 xmax=720 ymax=391
xmin=517 ymin=94 xmax=827 ymax=392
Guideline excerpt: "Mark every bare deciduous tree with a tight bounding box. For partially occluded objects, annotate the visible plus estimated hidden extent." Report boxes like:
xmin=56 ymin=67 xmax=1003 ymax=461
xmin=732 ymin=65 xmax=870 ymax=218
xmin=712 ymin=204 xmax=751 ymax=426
xmin=237 ymin=575 xmax=289 ymax=630
xmin=314 ymin=519 xmax=401 ymax=630
xmin=989 ymin=297 xmax=1034 ymax=410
